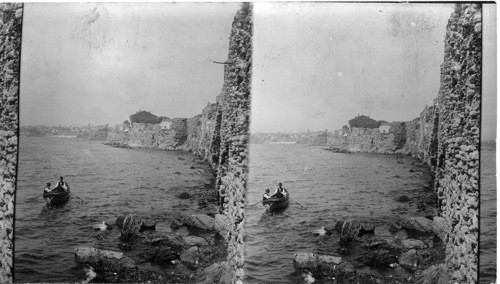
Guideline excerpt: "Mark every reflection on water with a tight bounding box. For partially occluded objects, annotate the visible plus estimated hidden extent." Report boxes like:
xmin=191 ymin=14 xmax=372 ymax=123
xmin=244 ymin=144 xmax=435 ymax=283
xmin=15 ymin=137 xmax=213 ymax=283
xmin=479 ymin=149 xmax=496 ymax=284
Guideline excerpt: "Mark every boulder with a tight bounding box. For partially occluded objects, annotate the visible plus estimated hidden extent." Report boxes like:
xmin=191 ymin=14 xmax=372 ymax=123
xmin=214 ymin=214 xmax=230 ymax=239
xmin=183 ymin=236 xmax=209 ymax=247
xmin=142 ymin=233 xmax=184 ymax=251
xmin=293 ymin=252 xmax=342 ymax=274
xmin=180 ymin=246 xmax=201 ymax=269
xmin=155 ymin=247 xmax=180 ymax=263
xmin=198 ymin=261 xmax=232 ymax=284
xmin=398 ymin=249 xmax=418 ymax=271
xmin=173 ymin=214 xmax=216 ymax=231
xmin=365 ymin=238 xmax=404 ymax=254
xmin=335 ymin=219 xmax=361 ymax=246
xmin=178 ymin=192 xmax=191 ymax=199
xmin=335 ymin=218 xmax=374 ymax=236
xmin=140 ymin=247 xmax=179 ymax=263
xmin=75 ymin=247 xmax=135 ymax=271
xmin=401 ymin=217 xmax=434 ymax=234
xmin=175 ymin=227 xmax=190 ymax=237
xmin=401 ymin=239 xmax=426 ymax=250
xmin=432 ymin=217 xmax=448 ymax=241
xmin=359 ymin=222 xmax=375 ymax=236
xmin=141 ymin=218 xmax=156 ymax=231
xmin=392 ymin=264 xmax=411 ymax=278
xmin=397 ymin=195 xmax=411 ymax=202
xmin=359 ymin=250 xmax=398 ymax=267
xmin=335 ymin=261 xmax=356 ymax=275
xmin=414 ymin=264 xmax=449 ymax=284
xmin=116 ymin=214 xmax=143 ymax=238
xmin=116 ymin=214 xmax=156 ymax=236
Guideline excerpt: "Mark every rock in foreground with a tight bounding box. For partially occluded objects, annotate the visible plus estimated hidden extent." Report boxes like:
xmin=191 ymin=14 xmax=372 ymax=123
xmin=293 ymin=252 xmax=342 ymax=273
xmin=75 ymin=246 xmax=135 ymax=271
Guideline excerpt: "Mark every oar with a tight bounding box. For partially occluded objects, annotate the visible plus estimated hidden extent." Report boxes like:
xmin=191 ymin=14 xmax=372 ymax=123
xmin=248 ymin=201 xmax=261 ymax=207
xmin=74 ymin=195 xmax=85 ymax=203
xmin=294 ymin=201 xmax=306 ymax=209
xmin=32 ymin=193 xmax=44 ymax=200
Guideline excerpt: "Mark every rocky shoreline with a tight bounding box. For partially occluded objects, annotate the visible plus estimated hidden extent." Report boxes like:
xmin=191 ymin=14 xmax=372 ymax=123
xmin=292 ymin=154 xmax=447 ymax=283
xmin=321 ymin=4 xmax=481 ymax=281
xmin=73 ymin=160 xmax=232 ymax=283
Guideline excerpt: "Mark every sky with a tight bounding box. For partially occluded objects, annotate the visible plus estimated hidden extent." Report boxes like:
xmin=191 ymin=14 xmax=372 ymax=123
xmin=251 ymin=3 xmax=496 ymax=140
xmin=20 ymin=2 xmax=240 ymax=127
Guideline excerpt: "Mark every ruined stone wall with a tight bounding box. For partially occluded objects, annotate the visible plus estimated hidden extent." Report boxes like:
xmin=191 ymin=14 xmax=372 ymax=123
xmin=340 ymin=122 xmax=407 ymax=154
xmin=0 ymin=3 xmax=22 ymax=283
xmin=333 ymin=4 xmax=480 ymax=282
xmin=106 ymin=4 xmax=252 ymax=282
xmin=107 ymin=131 xmax=126 ymax=141
xmin=185 ymin=101 xmax=219 ymax=166
xmin=402 ymin=105 xmax=439 ymax=167
xmin=205 ymin=4 xmax=252 ymax=282
xmin=434 ymin=4 xmax=481 ymax=282
xmin=119 ymin=118 xmax=188 ymax=150
xmin=338 ymin=107 xmax=438 ymax=168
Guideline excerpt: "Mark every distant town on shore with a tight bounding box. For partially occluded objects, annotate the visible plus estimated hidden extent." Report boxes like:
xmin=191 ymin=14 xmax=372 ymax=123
xmin=21 ymin=111 xmax=496 ymax=150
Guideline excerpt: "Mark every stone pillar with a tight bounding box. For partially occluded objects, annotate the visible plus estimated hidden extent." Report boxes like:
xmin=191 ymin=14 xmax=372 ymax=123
xmin=435 ymin=3 xmax=481 ymax=283
xmin=215 ymin=3 xmax=252 ymax=283
xmin=0 ymin=3 xmax=23 ymax=283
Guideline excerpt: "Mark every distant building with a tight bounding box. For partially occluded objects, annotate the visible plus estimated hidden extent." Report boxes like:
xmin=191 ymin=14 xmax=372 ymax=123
xmin=160 ymin=117 xmax=172 ymax=130
xmin=123 ymin=120 xmax=131 ymax=131
xmin=379 ymin=121 xmax=391 ymax=133
xmin=130 ymin=111 xmax=159 ymax=124
xmin=348 ymin=115 xmax=379 ymax=129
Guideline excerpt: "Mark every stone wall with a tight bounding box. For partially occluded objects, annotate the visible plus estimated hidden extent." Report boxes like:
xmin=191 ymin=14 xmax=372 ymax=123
xmin=401 ymin=105 xmax=439 ymax=167
xmin=333 ymin=4 xmax=480 ymax=282
xmin=210 ymin=4 xmax=252 ymax=282
xmin=434 ymin=4 xmax=481 ymax=282
xmin=0 ymin=3 xmax=22 ymax=283
xmin=105 ymin=3 xmax=252 ymax=282
xmin=118 ymin=118 xmax=188 ymax=150
xmin=340 ymin=121 xmax=406 ymax=154
xmin=185 ymin=101 xmax=219 ymax=166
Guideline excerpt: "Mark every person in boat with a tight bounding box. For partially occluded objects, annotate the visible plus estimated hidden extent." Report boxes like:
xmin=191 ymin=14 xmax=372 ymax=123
xmin=54 ymin=176 xmax=68 ymax=192
xmin=272 ymin=183 xmax=287 ymax=198
xmin=44 ymin=182 xmax=52 ymax=193
xmin=262 ymin=189 xmax=271 ymax=200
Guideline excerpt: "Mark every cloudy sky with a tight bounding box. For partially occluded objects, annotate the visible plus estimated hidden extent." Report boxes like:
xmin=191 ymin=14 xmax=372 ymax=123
xmin=20 ymin=2 xmax=240 ymax=126
xmin=251 ymin=3 xmax=496 ymax=140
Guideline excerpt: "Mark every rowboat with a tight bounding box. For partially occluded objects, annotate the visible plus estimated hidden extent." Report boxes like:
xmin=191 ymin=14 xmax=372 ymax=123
xmin=43 ymin=187 xmax=70 ymax=206
xmin=262 ymin=195 xmax=289 ymax=212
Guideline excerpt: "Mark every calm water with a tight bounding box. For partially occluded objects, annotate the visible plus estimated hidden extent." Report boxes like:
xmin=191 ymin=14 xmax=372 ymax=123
xmin=480 ymin=149 xmax=496 ymax=284
xmin=14 ymin=137 xmax=214 ymax=283
xmin=244 ymin=144 xmax=435 ymax=283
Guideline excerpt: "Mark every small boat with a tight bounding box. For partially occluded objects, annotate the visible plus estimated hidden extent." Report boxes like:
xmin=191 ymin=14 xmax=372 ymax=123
xmin=262 ymin=194 xmax=290 ymax=212
xmin=43 ymin=187 xmax=70 ymax=206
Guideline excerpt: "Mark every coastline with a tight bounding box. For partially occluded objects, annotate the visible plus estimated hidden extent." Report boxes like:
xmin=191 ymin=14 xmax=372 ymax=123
xmin=320 ymin=4 xmax=481 ymax=282
xmin=101 ymin=3 xmax=252 ymax=282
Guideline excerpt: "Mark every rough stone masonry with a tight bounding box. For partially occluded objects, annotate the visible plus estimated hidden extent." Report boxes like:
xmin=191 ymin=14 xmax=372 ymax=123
xmin=0 ymin=3 xmax=22 ymax=283
xmin=434 ymin=4 xmax=481 ymax=283
xmin=333 ymin=4 xmax=481 ymax=283
xmin=106 ymin=3 xmax=252 ymax=283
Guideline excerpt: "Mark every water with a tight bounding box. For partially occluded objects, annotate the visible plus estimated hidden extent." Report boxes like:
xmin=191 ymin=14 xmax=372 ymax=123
xmin=14 ymin=136 xmax=214 ymax=283
xmin=480 ymin=149 xmax=496 ymax=284
xmin=244 ymin=144 xmax=435 ymax=283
